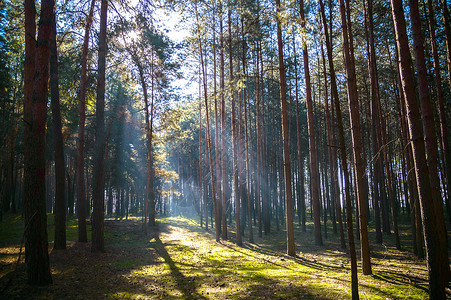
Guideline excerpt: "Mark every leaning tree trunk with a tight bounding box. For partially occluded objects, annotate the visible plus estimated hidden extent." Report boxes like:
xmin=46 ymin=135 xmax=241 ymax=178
xmin=390 ymin=0 xmax=446 ymax=297
xmin=24 ymin=0 xmax=54 ymax=285
xmin=50 ymin=10 xmax=66 ymax=250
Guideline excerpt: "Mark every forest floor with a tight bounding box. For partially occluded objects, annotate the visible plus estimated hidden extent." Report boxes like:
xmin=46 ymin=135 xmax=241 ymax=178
xmin=0 ymin=213 xmax=448 ymax=299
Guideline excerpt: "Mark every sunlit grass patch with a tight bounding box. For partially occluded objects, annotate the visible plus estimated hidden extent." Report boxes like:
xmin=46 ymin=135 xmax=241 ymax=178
xmin=0 ymin=213 xmax=435 ymax=299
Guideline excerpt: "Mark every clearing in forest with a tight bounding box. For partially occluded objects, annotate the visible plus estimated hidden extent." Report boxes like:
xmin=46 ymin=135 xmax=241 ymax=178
xmin=0 ymin=215 xmax=434 ymax=299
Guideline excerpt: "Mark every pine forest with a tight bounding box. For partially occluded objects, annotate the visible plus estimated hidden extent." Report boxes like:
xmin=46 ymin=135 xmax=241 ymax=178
xmin=0 ymin=0 xmax=450 ymax=298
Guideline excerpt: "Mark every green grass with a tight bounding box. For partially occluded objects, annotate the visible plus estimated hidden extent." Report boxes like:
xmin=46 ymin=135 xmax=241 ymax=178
xmin=0 ymin=213 xmax=443 ymax=299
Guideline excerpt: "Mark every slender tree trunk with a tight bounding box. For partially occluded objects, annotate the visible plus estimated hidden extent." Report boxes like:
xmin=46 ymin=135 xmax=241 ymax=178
xmin=196 ymin=4 xmax=219 ymax=244
xmin=50 ymin=11 xmax=66 ymax=250
xmin=293 ymin=33 xmax=306 ymax=233
xmin=394 ymin=41 xmax=425 ymax=257
xmin=135 ymin=60 xmax=150 ymax=233
xmin=244 ymin=65 xmax=253 ymax=243
xmin=442 ymin=0 xmax=451 ymax=90
xmin=390 ymin=0 xmax=446 ymax=296
xmin=212 ymin=2 xmax=219 ymax=233
xmin=227 ymin=7 xmax=241 ymax=246
xmin=321 ymin=33 xmax=344 ymax=247
xmin=318 ymin=0 xmax=358 ymax=296
xmin=219 ymin=4 xmax=227 ymax=241
xmin=199 ymin=78 xmax=203 ymax=228
xmin=76 ymin=0 xmax=94 ymax=244
xmin=299 ymin=0 xmax=322 ymax=246
xmin=365 ymin=0 xmax=385 ymax=245
xmin=429 ymin=0 xmax=451 ymax=219
xmin=149 ymin=55 xmax=156 ymax=227
xmin=241 ymin=19 xmax=252 ymax=243
xmin=24 ymin=0 xmax=54 ymax=285
xmin=255 ymin=41 xmax=263 ymax=238
xmin=320 ymin=36 xmax=336 ymax=237
xmin=338 ymin=0 xmax=372 ymax=275
xmin=275 ymin=0 xmax=295 ymax=257
xmin=91 ymin=0 xmax=108 ymax=253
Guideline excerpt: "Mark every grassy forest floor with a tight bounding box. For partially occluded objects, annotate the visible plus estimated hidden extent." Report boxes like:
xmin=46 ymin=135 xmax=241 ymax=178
xmin=0 ymin=213 xmax=449 ymax=299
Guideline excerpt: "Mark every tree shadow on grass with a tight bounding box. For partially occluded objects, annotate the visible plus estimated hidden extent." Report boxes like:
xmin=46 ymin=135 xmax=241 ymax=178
xmin=150 ymin=232 xmax=207 ymax=300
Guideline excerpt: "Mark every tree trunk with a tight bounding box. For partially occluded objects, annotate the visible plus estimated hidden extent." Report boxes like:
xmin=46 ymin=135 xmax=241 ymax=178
xmin=293 ymin=33 xmax=306 ymax=233
xmin=275 ymin=0 xmax=295 ymax=257
xmin=299 ymin=0 xmax=322 ymax=246
xmin=196 ymin=3 xmax=219 ymax=245
xmin=390 ymin=0 xmax=446 ymax=296
xmin=429 ymin=0 xmax=451 ymax=219
xmin=321 ymin=34 xmax=345 ymax=247
xmin=50 ymin=11 xmax=66 ymax=250
xmin=91 ymin=0 xmax=108 ymax=253
xmin=442 ymin=0 xmax=451 ymax=91
xmin=365 ymin=0 xmax=384 ymax=245
xmin=24 ymin=0 xmax=54 ymax=285
xmin=76 ymin=0 xmax=94 ymax=244
xmin=227 ymin=7 xmax=241 ymax=246
xmin=219 ymin=4 xmax=227 ymax=241
xmin=149 ymin=56 xmax=156 ymax=227
xmin=255 ymin=41 xmax=263 ymax=238
xmin=409 ymin=0 xmax=450 ymax=287
xmin=199 ymin=76 xmax=203 ymax=228
xmin=338 ymin=0 xmax=372 ymax=275
xmin=318 ymin=0 xmax=358 ymax=296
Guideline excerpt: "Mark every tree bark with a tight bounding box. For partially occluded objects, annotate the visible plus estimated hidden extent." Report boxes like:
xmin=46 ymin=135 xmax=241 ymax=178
xmin=338 ymin=0 xmax=372 ymax=275
xmin=227 ymin=7 xmax=241 ymax=246
xmin=442 ymin=0 xmax=451 ymax=91
xmin=275 ymin=0 xmax=295 ymax=257
xmin=196 ymin=3 xmax=219 ymax=244
xmin=255 ymin=40 xmax=263 ymax=238
xmin=199 ymin=74 xmax=203 ymax=228
xmin=24 ymin=0 xmax=54 ymax=285
xmin=429 ymin=0 xmax=451 ymax=219
xmin=149 ymin=54 xmax=156 ymax=227
xmin=50 ymin=11 xmax=66 ymax=250
xmin=293 ymin=34 xmax=306 ymax=233
xmin=76 ymin=0 xmax=95 ymax=243
xmin=390 ymin=0 xmax=446 ymax=296
xmin=409 ymin=0 xmax=450 ymax=287
xmin=91 ymin=0 xmax=108 ymax=253
xmin=299 ymin=0 xmax=322 ymax=246
xmin=318 ymin=0 xmax=358 ymax=296
xmin=219 ymin=4 xmax=227 ymax=241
